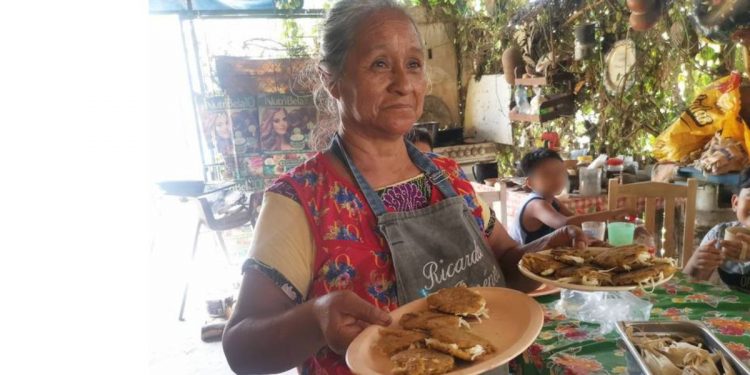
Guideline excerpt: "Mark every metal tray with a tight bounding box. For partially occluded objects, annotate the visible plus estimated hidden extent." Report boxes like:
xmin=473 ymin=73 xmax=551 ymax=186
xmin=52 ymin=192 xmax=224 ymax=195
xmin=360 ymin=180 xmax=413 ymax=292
xmin=616 ymin=321 xmax=750 ymax=375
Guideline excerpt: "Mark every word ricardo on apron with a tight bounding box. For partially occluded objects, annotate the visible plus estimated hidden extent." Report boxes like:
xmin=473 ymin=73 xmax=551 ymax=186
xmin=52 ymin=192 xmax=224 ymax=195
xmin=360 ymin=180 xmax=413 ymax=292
xmin=422 ymin=240 xmax=503 ymax=291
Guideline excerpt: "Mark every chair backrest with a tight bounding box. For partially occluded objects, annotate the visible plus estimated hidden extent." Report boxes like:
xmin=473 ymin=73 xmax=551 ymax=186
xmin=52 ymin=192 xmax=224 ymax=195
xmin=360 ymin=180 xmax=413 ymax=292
xmin=471 ymin=181 xmax=508 ymax=228
xmin=195 ymin=194 xmax=254 ymax=232
xmin=607 ymin=178 xmax=698 ymax=266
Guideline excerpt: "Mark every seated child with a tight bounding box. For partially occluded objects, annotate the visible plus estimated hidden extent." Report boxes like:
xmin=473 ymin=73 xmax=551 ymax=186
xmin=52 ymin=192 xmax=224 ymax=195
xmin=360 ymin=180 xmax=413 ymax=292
xmin=406 ymin=127 xmax=434 ymax=153
xmin=684 ymin=168 xmax=750 ymax=290
xmin=511 ymin=148 xmax=632 ymax=244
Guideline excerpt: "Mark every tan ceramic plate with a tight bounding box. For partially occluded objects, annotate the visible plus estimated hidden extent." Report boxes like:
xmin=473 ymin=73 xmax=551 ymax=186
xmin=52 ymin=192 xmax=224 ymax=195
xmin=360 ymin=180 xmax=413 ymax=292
xmin=517 ymin=251 xmax=674 ymax=292
xmin=527 ymin=283 xmax=560 ymax=297
xmin=345 ymin=287 xmax=544 ymax=375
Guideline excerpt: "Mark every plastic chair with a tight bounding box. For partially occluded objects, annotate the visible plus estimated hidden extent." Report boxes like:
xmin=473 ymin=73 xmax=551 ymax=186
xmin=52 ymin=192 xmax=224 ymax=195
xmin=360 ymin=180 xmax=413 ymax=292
xmin=178 ymin=191 xmax=261 ymax=321
xmin=607 ymin=178 xmax=697 ymax=266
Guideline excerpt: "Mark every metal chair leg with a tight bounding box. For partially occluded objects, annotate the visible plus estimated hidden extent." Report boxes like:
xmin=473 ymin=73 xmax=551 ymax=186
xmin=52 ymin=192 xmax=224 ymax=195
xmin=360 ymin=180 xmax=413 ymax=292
xmin=179 ymin=220 xmax=202 ymax=321
xmin=215 ymin=231 xmax=232 ymax=265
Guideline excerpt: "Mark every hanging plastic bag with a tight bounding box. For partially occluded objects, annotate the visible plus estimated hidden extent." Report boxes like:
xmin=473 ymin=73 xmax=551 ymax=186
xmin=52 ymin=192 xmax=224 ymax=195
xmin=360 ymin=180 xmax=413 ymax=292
xmin=653 ymin=72 xmax=745 ymax=163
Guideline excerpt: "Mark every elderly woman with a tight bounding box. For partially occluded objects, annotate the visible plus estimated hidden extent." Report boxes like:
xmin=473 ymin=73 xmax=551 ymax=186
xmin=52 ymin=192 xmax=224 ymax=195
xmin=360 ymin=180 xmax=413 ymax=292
xmin=222 ymin=1 xmax=585 ymax=374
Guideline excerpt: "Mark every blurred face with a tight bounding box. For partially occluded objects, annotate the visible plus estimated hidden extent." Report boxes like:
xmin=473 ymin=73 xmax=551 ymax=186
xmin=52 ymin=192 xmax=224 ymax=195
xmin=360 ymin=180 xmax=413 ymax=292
xmin=215 ymin=114 xmax=230 ymax=139
xmin=732 ymin=188 xmax=750 ymax=226
xmin=330 ymin=9 xmax=427 ymax=138
xmin=272 ymin=110 xmax=288 ymax=136
xmin=526 ymin=159 xmax=567 ymax=197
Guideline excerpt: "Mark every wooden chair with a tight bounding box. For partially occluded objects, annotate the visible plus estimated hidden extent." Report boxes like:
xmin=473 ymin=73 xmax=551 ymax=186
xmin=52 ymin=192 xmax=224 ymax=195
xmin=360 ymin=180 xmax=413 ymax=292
xmin=607 ymin=178 xmax=698 ymax=266
xmin=471 ymin=180 xmax=509 ymax=228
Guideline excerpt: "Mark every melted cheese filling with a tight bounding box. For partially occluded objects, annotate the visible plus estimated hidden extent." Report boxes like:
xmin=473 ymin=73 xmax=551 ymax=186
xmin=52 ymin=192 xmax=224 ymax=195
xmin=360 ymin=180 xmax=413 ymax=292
xmin=466 ymin=345 xmax=486 ymax=360
xmin=562 ymin=255 xmax=585 ymax=264
xmin=424 ymin=339 xmax=486 ymax=360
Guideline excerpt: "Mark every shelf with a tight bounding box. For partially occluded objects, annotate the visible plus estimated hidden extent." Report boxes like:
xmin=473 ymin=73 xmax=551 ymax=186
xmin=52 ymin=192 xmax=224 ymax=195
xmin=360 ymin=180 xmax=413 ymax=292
xmin=514 ymin=72 xmax=575 ymax=87
xmin=509 ymin=93 xmax=575 ymax=123
xmin=677 ymin=167 xmax=739 ymax=186
xmin=540 ymin=93 xmax=574 ymax=109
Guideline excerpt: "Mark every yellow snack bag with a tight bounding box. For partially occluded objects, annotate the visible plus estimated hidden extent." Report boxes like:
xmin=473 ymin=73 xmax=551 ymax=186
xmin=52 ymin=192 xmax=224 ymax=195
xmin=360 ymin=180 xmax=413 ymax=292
xmin=653 ymin=71 xmax=745 ymax=163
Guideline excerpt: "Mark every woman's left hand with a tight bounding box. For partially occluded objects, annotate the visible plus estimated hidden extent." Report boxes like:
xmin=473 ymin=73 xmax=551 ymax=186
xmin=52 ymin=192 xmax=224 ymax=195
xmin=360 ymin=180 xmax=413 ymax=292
xmin=547 ymin=225 xmax=588 ymax=249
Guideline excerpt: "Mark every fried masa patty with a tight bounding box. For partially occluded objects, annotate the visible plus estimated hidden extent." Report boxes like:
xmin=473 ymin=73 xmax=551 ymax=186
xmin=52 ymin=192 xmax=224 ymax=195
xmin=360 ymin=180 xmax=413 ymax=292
xmin=390 ymin=348 xmax=455 ymax=375
xmin=522 ymin=253 xmax=567 ymax=276
xmin=592 ymin=245 xmax=652 ymax=271
xmin=612 ymin=264 xmax=677 ymax=286
xmin=426 ymin=327 xmax=494 ymax=361
xmin=400 ymin=310 xmax=467 ymax=331
xmin=550 ymin=247 xmax=609 ymax=266
xmin=427 ymin=287 xmax=487 ymax=317
xmin=376 ymin=328 xmax=427 ymax=356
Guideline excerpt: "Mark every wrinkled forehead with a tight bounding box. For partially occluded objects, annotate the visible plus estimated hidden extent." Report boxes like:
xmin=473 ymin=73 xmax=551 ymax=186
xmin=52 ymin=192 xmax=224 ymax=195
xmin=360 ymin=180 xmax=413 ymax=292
xmin=351 ymin=9 xmax=423 ymax=52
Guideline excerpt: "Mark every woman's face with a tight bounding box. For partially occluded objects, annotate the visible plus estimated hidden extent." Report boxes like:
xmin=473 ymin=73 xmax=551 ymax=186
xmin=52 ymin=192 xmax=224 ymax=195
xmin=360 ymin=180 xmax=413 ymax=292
xmin=215 ymin=114 xmax=231 ymax=139
xmin=331 ymin=9 xmax=427 ymax=138
xmin=272 ymin=110 xmax=288 ymax=136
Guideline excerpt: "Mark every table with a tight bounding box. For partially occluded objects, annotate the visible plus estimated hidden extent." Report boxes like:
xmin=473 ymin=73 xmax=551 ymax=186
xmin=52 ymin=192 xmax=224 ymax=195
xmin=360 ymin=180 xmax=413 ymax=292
xmin=513 ymin=273 xmax=750 ymax=374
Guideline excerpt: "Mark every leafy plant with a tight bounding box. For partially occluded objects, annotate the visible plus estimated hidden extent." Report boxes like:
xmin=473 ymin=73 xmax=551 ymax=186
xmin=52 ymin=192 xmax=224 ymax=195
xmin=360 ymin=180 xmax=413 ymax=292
xmin=409 ymin=0 xmax=738 ymax=160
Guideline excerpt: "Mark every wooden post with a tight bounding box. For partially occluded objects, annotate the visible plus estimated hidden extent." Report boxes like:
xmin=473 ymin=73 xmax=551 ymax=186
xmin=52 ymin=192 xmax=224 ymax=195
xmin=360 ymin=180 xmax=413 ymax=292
xmin=682 ymin=178 xmax=698 ymax=266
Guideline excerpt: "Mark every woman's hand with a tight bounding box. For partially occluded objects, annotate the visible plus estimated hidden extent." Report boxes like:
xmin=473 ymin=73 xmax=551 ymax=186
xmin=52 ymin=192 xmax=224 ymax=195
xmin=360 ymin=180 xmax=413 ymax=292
xmin=313 ymin=291 xmax=392 ymax=354
xmin=587 ymin=239 xmax=612 ymax=247
xmin=684 ymin=240 xmax=725 ymax=280
xmin=547 ymin=225 xmax=588 ymax=249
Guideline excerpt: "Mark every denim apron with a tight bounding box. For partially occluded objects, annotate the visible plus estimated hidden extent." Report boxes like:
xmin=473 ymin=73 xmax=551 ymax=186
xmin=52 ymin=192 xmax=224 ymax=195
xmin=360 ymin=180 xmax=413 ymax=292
xmin=331 ymin=135 xmax=505 ymax=305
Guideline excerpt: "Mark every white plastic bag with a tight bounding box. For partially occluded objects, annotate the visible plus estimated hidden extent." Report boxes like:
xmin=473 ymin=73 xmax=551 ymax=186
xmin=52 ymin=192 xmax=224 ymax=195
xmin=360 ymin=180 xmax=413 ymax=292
xmin=555 ymin=290 xmax=653 ymax=334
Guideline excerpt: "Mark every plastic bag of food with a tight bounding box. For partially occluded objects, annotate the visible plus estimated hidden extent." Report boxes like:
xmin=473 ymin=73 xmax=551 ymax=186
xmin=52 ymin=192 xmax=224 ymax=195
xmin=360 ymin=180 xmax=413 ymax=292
xmin=695 ymin=132 xmax=749 ymax=174
xmin=653 ymin=72 xmax=745 ymax=163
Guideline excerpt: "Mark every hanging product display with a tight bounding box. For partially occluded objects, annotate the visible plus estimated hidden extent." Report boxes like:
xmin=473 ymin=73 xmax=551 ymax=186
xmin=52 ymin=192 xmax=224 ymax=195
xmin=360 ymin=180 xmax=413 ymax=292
xmin=574 ymin=23 xmax=596 ymax=61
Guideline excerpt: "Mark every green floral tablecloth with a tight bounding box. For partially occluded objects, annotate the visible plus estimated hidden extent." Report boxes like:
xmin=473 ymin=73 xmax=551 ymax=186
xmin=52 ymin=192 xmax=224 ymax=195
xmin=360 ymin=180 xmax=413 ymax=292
xmin=513 ymin=273 xmax=750 ymax=375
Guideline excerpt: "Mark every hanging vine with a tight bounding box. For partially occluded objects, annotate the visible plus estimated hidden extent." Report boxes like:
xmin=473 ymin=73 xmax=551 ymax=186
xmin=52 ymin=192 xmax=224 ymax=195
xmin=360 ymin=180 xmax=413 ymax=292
xmin=410 ymin=0 xmax=736 ymax=174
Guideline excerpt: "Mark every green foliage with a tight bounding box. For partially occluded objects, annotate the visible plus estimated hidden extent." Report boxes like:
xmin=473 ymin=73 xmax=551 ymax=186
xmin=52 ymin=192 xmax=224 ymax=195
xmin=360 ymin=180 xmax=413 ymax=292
xmin=412 ymin=0 xmax=738 ymax=164
xmin=496 ymin=144 xmax=521 ymax=176
xmin=282 ymin=19 xmax=308 ymax=57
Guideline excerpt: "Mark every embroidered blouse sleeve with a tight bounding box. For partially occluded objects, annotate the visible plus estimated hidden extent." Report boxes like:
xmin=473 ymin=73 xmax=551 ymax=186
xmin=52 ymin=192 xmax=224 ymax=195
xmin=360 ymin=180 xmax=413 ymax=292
xmin=242 ymin=191 xmax=314 ymax=303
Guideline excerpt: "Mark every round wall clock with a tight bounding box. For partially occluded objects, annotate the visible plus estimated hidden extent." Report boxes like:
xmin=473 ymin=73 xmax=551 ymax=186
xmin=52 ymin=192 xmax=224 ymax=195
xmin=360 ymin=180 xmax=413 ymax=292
xmin=604 ymin=39 xmax=636 ymax=94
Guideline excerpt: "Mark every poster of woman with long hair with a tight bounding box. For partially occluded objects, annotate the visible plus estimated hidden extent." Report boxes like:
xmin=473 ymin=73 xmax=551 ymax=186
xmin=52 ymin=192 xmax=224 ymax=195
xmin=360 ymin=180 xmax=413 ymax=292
xmin=258 ymin=94 xmax=316 ymax=153
xmin=200 ymin=110 xmax=238 ymax=180
xmin=260 ymin=107 xmax=293 ymax=151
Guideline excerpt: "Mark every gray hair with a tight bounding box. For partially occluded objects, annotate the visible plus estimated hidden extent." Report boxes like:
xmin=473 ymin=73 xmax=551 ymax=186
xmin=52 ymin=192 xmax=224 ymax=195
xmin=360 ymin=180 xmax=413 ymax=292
xmin=309 ymin=0 xmax=422 ymax=148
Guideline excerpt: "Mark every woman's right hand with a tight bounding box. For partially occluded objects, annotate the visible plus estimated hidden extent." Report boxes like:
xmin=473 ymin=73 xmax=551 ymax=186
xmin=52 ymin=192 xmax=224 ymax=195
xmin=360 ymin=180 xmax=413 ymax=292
xmin=312 ymin=291 xmax=392 ymax=354
xmin=685 ymin=240 xmax=725 ymax=279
